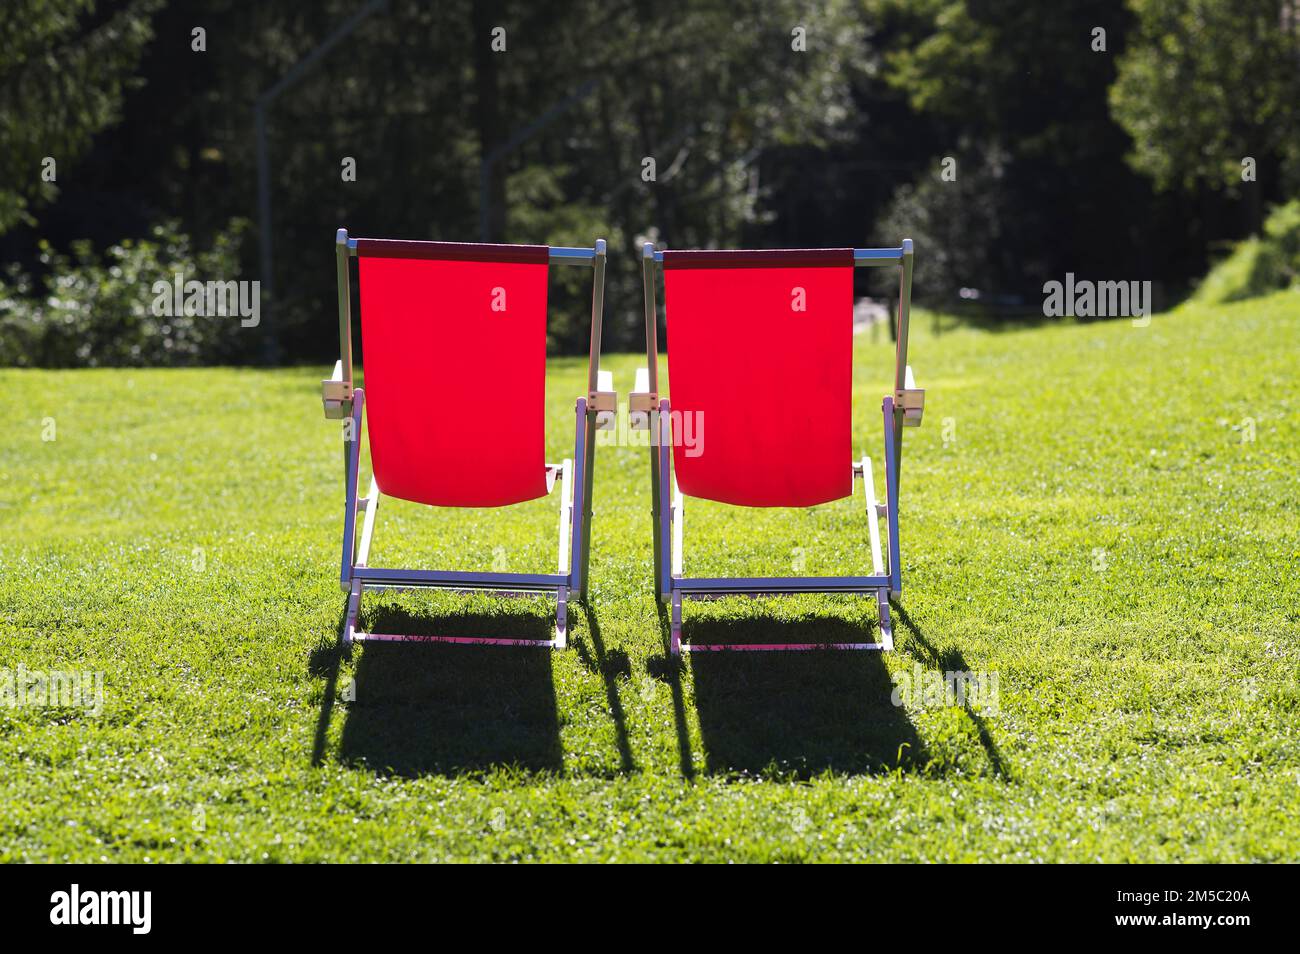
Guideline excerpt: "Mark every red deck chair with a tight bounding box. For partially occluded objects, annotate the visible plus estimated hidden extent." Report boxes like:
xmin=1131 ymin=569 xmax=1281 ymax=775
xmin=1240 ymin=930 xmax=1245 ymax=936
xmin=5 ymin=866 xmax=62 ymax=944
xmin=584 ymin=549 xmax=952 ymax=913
xmin=631 ymin=241 xmax=924 ymax=654
xmin=321 ymin=230 xmax=614 ymax=648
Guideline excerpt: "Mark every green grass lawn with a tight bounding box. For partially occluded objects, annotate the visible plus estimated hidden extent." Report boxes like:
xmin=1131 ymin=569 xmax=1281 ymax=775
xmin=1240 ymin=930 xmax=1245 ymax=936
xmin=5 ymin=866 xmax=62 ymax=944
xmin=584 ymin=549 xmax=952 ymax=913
xmin=3 ymin=291 xmax=1298 ymax=862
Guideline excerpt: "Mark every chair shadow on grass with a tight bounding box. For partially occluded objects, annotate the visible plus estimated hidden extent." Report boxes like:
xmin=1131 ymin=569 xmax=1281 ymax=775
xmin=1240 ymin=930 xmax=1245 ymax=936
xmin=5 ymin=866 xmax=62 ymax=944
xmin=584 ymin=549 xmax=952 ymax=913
xmin=892 ymin=601 xmax=1011 ymax=780
xmin=571 ymin=606 xmax=636 ymax=774
xmin=311 ymin=603 xmax=562 ymax=779
xmin=651 ymin=606 xmax=929 ymax=780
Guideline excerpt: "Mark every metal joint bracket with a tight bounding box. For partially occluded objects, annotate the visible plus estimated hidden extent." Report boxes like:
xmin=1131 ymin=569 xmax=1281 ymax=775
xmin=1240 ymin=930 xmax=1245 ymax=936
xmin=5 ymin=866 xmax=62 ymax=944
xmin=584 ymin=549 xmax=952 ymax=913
xmin=669 ymin=590 xmax=682 ymax=656
xmin=555 ymin=587 xmax=569 ymax=649
xmin=323 ymin=394 xmax=353 ymax=419
xmin=343 ymin=578 xmax=363 ymax=645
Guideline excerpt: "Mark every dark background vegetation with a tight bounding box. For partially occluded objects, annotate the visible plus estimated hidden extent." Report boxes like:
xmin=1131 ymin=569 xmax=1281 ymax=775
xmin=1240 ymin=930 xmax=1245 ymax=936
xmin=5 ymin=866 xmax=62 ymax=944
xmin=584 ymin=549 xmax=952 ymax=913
xmin=2 ymin=0 xmax=1297 ymax=364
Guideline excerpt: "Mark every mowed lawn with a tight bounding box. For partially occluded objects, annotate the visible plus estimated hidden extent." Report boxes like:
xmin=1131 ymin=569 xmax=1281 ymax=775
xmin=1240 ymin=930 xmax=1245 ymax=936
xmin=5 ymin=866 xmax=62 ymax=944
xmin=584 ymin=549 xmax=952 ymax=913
xmin=2 ymin=292 xmax=1298 ymax=862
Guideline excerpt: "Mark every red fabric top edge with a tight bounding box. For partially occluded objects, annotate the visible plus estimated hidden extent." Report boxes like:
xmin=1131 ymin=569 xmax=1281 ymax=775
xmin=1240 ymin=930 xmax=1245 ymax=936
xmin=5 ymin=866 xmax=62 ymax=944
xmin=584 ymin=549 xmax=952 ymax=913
xmin=660 ymin=248 xmax=854 ymax=269
xmin=355 ymin=238 xmax=550 ymax=264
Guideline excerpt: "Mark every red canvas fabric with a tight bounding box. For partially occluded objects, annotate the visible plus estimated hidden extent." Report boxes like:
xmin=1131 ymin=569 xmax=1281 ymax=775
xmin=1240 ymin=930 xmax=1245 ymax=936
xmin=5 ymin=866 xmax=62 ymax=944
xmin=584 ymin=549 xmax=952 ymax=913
xmin=357 ymin=250 xmax=550 ymax=507
xmin=663 ymin=249 xmax=854 ymax=507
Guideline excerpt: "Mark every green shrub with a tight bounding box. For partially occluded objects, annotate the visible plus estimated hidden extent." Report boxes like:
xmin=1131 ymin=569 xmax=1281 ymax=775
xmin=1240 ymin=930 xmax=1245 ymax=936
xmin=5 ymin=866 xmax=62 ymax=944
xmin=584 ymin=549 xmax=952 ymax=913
xmin=0 ymin=219 xmax=252 ymax=367
xmin=1194 ymin=200 xmax=1300 ymax=305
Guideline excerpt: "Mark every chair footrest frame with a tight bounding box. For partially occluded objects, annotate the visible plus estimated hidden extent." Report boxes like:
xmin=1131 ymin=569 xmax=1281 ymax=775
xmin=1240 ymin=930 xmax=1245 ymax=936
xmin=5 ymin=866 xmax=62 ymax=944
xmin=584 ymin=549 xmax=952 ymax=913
xmin=676 ymin=575 xmax=891 ymax=596
xmin=680 ymin=640 xmax=889 ymax=653
xmin=351 ymin=632 xmax=566 ymax=649
xmin=351 ymin=567 xmax=569 ymax=593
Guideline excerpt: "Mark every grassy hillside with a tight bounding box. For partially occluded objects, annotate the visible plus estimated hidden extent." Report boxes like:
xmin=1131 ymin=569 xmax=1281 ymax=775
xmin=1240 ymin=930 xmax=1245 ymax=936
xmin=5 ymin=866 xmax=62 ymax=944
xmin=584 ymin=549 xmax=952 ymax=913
xmin=2 ymin=292 xmax=1297 ymax=861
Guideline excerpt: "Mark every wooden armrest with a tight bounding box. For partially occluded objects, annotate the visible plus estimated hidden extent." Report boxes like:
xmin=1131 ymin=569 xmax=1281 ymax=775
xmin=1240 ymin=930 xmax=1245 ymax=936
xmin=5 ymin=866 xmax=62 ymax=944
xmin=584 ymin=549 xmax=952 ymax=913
xmin=322 ymin=360 xmax=353 ymax=419
xmin=629 ymin=367 xmax=656 ymax=429
xmin=896 ymin=365 xmax=924 ymax=427
xmin=590 ymin=369 xmax=617 ymax=430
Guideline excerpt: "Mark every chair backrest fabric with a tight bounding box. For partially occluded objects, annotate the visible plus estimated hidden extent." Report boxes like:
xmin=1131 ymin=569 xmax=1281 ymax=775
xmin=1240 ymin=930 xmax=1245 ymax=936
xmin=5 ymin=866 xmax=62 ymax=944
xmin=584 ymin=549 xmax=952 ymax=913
xmin=357 ymin=240 xmax=550 ymax=508
xmin=662 ymin=248 xmax=854 ymax=507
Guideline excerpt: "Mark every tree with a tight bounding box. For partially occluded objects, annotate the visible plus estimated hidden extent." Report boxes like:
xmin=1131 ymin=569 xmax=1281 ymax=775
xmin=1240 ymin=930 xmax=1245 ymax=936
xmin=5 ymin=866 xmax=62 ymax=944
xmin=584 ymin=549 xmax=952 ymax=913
xmin=156 ymin=0 xmax=864 ymax=353
xmin=871 ymin=0 xmax=1158 ymax=302
xmin=1110 ymin=0 xmax=1300 ymax=224
xmin=0 ymin=0 xmax=161 ymax=234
